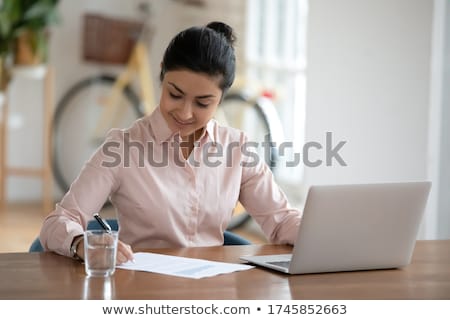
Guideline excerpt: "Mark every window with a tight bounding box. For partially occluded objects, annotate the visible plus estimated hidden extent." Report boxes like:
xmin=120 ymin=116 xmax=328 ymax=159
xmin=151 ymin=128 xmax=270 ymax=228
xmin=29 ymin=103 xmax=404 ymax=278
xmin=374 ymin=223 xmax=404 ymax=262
xmin=245 ymin=0 xmax=308 ymax=183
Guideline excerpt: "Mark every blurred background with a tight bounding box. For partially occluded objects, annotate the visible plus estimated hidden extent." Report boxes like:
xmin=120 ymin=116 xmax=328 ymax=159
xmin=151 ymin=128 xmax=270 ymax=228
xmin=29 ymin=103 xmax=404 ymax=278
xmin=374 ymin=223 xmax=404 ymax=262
xmin=0 ymin=0 xmax=449 ymax=252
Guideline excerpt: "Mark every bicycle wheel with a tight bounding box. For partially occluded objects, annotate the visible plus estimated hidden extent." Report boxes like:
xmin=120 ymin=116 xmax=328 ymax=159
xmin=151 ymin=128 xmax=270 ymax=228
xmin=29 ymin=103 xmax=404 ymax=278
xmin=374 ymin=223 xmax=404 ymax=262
xmin=216 ymin=92 xmax=282 ymax=230
xmin=52 ymin=74 xmax=143 ymax=194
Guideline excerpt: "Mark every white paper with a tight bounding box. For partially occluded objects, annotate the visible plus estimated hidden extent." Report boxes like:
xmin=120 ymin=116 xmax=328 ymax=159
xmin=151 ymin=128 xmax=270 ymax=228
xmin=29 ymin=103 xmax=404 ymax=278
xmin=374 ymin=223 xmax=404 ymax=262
xmin=117 ymin=252 xmax=254 ymax=279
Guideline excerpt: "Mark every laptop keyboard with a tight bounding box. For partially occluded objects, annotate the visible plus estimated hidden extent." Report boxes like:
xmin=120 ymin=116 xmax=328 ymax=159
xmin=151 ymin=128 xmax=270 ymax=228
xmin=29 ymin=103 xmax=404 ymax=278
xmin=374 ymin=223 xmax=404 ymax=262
xmin=267 ymin=261 xmax=290 ymax=269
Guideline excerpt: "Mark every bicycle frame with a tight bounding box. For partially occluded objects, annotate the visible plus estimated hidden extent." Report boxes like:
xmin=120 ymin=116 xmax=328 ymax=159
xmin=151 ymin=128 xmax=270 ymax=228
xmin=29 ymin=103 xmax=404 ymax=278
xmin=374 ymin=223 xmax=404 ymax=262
xmin=93 ymin=41 xmax=155 ymax=140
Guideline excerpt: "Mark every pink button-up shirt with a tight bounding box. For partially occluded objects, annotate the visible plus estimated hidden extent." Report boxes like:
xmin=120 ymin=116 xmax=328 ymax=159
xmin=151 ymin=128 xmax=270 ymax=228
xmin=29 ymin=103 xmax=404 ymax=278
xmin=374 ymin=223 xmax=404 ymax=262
xmin=40 ymin=107 xmax=301 ymax=257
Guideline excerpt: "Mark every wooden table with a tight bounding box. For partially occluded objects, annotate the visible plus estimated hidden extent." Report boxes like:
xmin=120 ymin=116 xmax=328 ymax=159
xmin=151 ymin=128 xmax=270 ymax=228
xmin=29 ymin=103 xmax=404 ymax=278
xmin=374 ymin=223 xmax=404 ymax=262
xmin=0 ymin=240 xmax=449 ymax=299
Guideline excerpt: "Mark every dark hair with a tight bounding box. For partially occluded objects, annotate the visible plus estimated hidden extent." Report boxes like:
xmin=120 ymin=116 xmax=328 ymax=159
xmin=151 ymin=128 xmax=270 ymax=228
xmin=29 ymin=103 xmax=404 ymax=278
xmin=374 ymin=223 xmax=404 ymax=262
xmin=160 ymin=21 xmax=236 ymax=94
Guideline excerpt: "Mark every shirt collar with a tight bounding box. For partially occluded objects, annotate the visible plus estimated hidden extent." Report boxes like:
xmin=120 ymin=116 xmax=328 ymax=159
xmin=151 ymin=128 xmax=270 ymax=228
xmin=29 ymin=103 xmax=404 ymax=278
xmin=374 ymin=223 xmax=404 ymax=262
xmin=148 ymin=106 xmax=175 ymax=144
xmin=205 ymin=118 xmax=217 ymax=144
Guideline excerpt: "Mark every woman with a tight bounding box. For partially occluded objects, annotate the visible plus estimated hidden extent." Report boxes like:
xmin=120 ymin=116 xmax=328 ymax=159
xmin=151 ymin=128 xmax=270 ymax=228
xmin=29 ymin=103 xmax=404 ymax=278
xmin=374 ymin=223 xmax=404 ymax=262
xmin=40 ymin=21 xmax=301 ymax=264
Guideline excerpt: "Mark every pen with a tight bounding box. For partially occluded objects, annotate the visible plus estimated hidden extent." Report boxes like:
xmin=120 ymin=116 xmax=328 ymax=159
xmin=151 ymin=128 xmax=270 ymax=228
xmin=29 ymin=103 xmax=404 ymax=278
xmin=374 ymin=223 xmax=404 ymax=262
xmin=93 ymin=213 xmax=136 ymax=264
xmin=93 ymin=213 xmax=112 ymax=233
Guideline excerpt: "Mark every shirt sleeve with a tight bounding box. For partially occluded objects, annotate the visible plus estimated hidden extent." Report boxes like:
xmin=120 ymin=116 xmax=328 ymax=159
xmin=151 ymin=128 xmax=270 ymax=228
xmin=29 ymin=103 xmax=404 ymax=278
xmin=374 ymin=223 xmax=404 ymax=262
xmin=39 ymin=130 xmax=122 ymax=257
xmin=238 ymin=134 xmax=302 ymax=245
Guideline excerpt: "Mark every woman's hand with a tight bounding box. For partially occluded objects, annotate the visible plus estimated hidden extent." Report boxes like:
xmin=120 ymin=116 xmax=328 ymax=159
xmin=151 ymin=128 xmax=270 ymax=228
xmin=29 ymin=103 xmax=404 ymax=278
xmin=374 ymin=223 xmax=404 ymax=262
xmin=74 ymin=237 xmax=134 ymax=264
xmin=116 ymin=240 xmax=134 ymax=264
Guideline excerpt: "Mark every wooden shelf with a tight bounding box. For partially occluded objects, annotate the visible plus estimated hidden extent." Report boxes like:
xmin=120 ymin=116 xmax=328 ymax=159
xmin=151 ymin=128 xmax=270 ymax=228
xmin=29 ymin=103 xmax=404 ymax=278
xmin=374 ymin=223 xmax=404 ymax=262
xmin=0 ymin=67 xmax=54 ymax=213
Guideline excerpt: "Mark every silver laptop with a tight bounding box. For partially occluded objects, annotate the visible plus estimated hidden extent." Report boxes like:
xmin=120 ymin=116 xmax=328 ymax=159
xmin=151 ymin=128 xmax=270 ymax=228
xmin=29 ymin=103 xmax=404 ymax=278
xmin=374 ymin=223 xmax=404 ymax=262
xmin=240 ymin=181 xmax=431 ymax=274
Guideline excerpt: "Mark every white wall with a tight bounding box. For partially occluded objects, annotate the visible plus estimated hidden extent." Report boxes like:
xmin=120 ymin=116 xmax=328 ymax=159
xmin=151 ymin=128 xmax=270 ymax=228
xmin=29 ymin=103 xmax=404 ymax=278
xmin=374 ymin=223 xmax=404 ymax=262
xmin=304 ymin=0 xmax=432 ymax=185
xmin=304 ymin=0 xmax=450 ymax=239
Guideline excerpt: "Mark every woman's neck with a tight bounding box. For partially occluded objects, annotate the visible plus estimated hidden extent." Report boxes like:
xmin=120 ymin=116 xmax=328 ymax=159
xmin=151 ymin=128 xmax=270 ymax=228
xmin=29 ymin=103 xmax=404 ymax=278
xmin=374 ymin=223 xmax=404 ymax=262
xmin=180 ymin=127 xmax=204 ymax=159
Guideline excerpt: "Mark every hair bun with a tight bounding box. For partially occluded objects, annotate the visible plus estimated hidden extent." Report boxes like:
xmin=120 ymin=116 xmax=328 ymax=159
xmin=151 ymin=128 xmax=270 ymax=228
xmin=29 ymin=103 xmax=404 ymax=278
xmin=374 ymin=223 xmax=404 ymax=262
xmin=206 ymin=21 xmax=236 ymax=45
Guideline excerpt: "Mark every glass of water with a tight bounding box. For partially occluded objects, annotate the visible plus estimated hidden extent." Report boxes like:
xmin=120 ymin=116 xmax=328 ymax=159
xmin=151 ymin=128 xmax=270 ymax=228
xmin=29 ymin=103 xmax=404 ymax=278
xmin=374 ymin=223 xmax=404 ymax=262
xmin=84 ymin=230 xmax=118 ymax=277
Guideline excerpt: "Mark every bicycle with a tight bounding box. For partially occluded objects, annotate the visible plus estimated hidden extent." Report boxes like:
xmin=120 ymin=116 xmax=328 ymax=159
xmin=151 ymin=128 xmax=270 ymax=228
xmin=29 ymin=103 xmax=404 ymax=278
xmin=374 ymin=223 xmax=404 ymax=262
xmin=51 ymin=10 xmax=284 ymax=230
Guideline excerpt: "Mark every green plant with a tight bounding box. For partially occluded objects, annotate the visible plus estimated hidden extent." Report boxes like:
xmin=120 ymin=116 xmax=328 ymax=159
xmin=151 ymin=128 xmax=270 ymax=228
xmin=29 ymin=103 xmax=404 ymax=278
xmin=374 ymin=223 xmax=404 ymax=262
xmin=0 ymin=0 xmax=60 ymax=60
